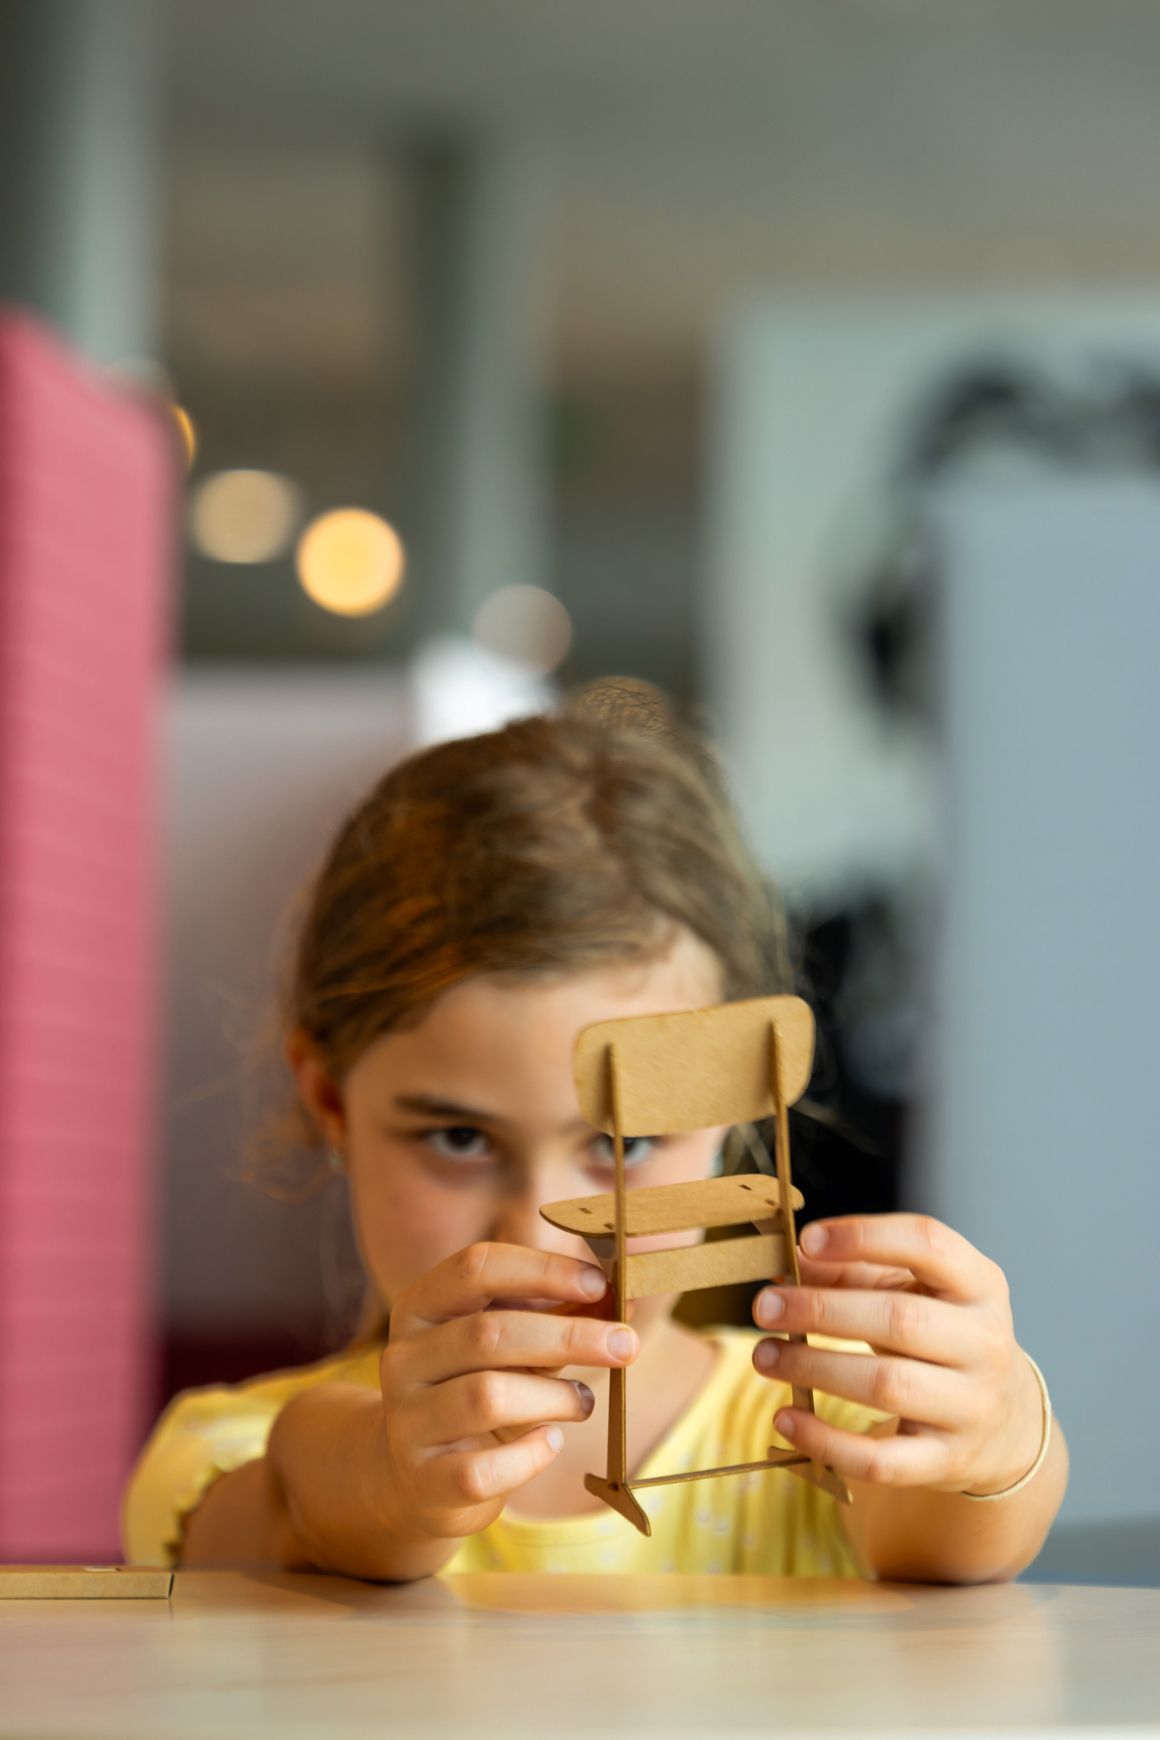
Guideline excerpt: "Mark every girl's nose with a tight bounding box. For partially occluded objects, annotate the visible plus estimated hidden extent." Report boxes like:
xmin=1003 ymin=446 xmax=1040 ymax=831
xmin=487 ymin=1182 xmax=588 ymax=1263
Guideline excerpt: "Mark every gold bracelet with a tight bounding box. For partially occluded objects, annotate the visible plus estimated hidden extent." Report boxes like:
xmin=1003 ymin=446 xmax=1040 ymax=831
xmin=960 ymin=1351 xmax=1052 ymax=1502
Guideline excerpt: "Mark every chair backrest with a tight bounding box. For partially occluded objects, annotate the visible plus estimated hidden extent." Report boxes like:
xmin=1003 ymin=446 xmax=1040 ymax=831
xmin=573 ymin=994 xmax=815 ymax=1135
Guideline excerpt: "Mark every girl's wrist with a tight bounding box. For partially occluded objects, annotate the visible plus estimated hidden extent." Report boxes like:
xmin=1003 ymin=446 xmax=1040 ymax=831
xmin=959 ymin=1350 xmax=1051 ymax=1501
xmin=270 ymin=1385 xmax=453 ymax=1581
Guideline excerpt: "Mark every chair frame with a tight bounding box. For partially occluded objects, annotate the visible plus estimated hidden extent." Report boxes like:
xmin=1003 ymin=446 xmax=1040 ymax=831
xmin=540 ymin=995 xmax=850 ymax=1536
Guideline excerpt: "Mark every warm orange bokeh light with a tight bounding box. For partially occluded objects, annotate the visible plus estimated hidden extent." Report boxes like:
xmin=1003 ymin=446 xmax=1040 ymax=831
xmin=296 ymin=509 xmax=406 ymax=617
xmin=171 ymin=405 xmax=197 ymax=471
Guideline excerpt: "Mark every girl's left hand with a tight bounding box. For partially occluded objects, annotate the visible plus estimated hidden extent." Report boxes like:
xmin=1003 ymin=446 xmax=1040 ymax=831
xmin=751 ymin=1213 xmax=1044 ymax=1496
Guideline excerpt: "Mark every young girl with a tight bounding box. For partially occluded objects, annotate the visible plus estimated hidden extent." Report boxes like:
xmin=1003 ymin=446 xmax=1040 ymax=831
xmin=122 ymin=681 xmax=1067 ymax=1583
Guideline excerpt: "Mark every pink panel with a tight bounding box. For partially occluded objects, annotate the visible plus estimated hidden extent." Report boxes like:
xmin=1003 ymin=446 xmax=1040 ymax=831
xmin=0 ymin=310 xmax=173 ymax=1559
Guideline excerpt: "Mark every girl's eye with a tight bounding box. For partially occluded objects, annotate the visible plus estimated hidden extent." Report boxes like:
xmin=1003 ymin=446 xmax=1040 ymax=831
xmin=591 ymin=1133 xmax=658 ymax=1169
xmin=424 ymin=1126 xmax=491 ymax=1161
xmin=417 ymin=1126 xmax=659 ymax=1170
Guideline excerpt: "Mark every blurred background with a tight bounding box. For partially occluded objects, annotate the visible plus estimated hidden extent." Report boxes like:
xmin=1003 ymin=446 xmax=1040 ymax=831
xmin=1 ymin=0 xmax=1158 ymax=1582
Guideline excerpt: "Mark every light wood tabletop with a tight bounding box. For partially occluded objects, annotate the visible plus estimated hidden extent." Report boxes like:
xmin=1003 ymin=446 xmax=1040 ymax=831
xmin=1 ymin=1571 xmax=1158 ymax=1738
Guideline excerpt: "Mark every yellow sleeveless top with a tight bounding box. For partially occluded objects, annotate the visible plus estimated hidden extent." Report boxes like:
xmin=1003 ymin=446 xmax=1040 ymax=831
xmin=121 ymin=1327 xmax=886 ymax=1577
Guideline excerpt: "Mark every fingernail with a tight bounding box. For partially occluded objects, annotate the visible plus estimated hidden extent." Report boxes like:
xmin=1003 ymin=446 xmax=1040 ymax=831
xmin=756 ymin=1289 xmax=784 ymax=1326
xmin=575 ymin=1381 xmax=595 ymax=1416
xmin=546 ymin=1426 xmax=564 ymax=1452
xmin=801 ymin=1224 xmax=827 ymax=1255
xmin=775 ymin=1411 xmax=796 ymax=1440
xmin=754 ymin=1340 xmax=781 ymax=1372
xmin=608 ymin=1326 xmax=637 ymax=1361
xmin=579 ymin=1267 xmax=608 ymax=1299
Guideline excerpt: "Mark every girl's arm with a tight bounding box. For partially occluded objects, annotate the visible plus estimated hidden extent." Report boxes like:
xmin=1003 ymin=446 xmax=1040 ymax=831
xmin=181 ymin=1384 xmax=456 ymax=1582
xmin=751 ymin=1213 xmax=1070 ymax=1584
xmin=178 ymin=1457 xmax=305 ymax=1570
xmin=181 ymin=1243 xmax=625 ymax=1581
xmin=838 ymin=1399 xmax=1069 ymax=1583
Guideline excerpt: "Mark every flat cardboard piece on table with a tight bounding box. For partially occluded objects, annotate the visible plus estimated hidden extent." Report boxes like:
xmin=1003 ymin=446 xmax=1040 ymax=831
xmin=573 ymin=994 xmax=815 ymax=1134
xmin=0 ymin=1565 xmax=173 ymax=1599
xmin=540 ymin=1172 xmax=803 ymax=1238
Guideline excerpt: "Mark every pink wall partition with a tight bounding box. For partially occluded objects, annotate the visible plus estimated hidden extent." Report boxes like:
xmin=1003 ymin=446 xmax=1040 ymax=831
xmin=0 ymin=312 xmax=173 ymax=1560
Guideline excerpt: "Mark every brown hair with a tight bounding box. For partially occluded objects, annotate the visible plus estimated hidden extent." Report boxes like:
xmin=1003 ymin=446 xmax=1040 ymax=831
xmin=269 ymin=678 xmax=792 ymax=1344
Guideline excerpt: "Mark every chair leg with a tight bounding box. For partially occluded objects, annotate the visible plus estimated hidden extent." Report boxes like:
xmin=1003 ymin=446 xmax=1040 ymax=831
xmin=608 ymin=1360 xmax=627 ymax=1485
xmin=587 ymin=1046 xmax=653 ymax=1534
xmin=777 ymin=1454 xmax=852 ymax=1507
xmin=584 ymin=1473 xmax=653 ymax=1536
xmin=769 ymin=1020 xmax=848 ymax=1505
xmin=587 ymin=1357 xmax=653 ymax=1534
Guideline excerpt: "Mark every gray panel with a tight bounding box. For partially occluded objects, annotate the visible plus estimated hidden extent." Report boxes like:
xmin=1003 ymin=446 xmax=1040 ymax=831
xmin=922 ymin=480 xmax=1160 ymax=1533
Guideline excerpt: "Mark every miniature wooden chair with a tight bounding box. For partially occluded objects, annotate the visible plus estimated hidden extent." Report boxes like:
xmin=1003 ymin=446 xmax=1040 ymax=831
xmin=540 ymin=994 xmax=851 ymax=1536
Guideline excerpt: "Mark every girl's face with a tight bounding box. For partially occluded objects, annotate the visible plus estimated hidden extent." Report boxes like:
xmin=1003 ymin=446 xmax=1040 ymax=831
xmin=331 ymin=926 xmax=726 ymax=1341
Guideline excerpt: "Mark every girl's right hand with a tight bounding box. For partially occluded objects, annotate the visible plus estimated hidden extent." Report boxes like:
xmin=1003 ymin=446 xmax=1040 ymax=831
xmin=372 ymin=1242 xmax=639 ymax=1543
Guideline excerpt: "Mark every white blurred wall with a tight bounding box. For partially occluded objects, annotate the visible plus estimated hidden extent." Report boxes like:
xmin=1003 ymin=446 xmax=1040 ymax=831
xmin=705 ymin=294 xmax=1160 ymax=904
xmin=160 ymin=652 xmax=552 ymax=1345
xmin=161 ymin=670 xmax=412 ymax=1339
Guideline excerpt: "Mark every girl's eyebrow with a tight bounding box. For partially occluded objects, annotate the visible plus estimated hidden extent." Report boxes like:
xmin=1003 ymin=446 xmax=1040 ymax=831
xmin=393 ymin=1093 xmax=589 ymax=1134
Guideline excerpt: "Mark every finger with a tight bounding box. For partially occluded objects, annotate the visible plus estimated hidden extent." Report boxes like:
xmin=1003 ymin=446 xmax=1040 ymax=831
xmin=393 ymin=1306 xmax=638 ymax=1391
xmin=417 ymin=1370 xmax=596 ymax=1452
xmin=392 ymin=1242 xmax=608 ymax=1338
xmin=772 ymin=1408 xmax=952 ymax=1488
xmin=799 ymin=1215 xmax=1002 ymax=1303
xmin=428 ymin=1424 xmax=565 ymax=1508
xmin=752 ymin=1284 xmax=975 ymax=1367
xmin=794 ymin=1252 xmax=921 ymax=1292
xmin=533 ymin=1293 xmax=641 ymax=1378
xmin=754 ymin=1337 xmax=973 ymax=1429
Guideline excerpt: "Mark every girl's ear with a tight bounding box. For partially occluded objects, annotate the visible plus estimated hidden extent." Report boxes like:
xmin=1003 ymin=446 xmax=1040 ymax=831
xmin=285 ymin=1025 xmax=347 ymax=1152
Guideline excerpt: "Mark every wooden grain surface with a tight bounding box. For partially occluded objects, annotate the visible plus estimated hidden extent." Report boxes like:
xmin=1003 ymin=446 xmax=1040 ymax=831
xmin=0 ymin=1571 xmax=1157 ymax=1738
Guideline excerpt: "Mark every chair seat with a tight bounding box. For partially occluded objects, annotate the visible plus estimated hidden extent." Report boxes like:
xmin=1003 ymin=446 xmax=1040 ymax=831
xmin=540 ymin=1172 xmax=804 ymax=1238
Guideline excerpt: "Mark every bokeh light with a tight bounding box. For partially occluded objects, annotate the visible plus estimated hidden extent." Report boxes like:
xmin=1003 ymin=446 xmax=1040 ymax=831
xmin=295 ymin=508 xmax=406 ymax=617
xmin=472 ymin=585 xmax=573 ymax=674
xmin=188 ymin=469 xmax=302 ymax=564
xmin=171 ymin=405 xmax=197 ymax=471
